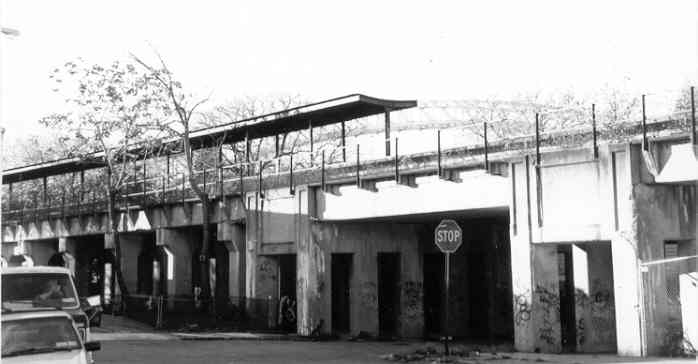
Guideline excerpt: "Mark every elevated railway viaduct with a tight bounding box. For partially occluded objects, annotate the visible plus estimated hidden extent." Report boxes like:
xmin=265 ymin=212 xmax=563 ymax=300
xmin=2 ymin=93 xmax=696 ymax=356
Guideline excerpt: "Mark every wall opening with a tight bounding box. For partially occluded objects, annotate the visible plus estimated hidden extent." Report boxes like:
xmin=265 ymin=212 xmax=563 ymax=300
xmin=557 ymin=245 xmax=577 ymax=352
xmin=378 ymin=252 xmax=401 ymax=338
xmin=423 ymin=252 xmax=444 ymax=336
xmin=331 ymin=253 xmax=352 ymax=334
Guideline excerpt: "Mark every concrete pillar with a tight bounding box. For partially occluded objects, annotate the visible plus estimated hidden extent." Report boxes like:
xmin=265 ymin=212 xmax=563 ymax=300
xmin=156 ymin=228 xmax=195 ymax=297
xmin=24 ymin=239 xmax=57 ymax=266
xmin=532 ymin=244 xmax=562 ymax=353
xmin=219 ymin=223 xmax=246 ymax=298
xmin=119 ymin=233 xmax=144 ymax=295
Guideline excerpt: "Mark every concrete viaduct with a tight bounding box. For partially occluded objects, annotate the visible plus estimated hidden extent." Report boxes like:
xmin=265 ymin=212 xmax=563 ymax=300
xmin=2 ymin=93 xmax=696 ymax=356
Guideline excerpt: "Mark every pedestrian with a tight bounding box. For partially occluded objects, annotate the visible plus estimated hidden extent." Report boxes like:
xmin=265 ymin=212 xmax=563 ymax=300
xmin=87 ymin=258 xmax=102 ymax=296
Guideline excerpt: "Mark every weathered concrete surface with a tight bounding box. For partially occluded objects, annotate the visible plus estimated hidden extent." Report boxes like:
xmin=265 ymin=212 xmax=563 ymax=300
xmin=156 ymin=228 xmax=197 ymax=297
xmin=573 ymin=243 xmax=616 ymax=353
xmin=303 ymin=221 xmax=423 ymax=338
xmin=679 ymin=272 xmax=697 ymax=352
xmin=633 ymin=182 xmax=696 ymax=356
xmin=317 ymin=170 xmax=508 ymax=221
xmin=532 ymin=244 xmax=562 ymax=353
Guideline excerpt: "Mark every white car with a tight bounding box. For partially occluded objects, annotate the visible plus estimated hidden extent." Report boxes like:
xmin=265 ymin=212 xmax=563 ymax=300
xmin=1 ymin=266 xmax=96 ymax=342
xmin=1 ymin=309 xmax=101 ymax=363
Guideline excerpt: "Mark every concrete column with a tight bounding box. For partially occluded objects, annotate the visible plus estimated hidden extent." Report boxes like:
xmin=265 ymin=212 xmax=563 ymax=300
xmin=156 ymin=228 xmax=195 ymax=297
xmin=119 ymin=233 xmax=144 ymax=295
xmin=24 ymin=239 xmax=57 ymax=266
xmin=295 ymin=188 xmax=325 ymax=336
xmin=510 ymin=160 xmax=535 ymax=351
xmin=532 ymin=244 xmax=562 ymax=353
xmin=219 ymin=223 xmax=246 ymax=298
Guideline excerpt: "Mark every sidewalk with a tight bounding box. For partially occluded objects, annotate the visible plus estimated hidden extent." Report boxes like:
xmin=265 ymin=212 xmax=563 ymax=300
xmin=90 ymin=314 xmax=176 ymax=341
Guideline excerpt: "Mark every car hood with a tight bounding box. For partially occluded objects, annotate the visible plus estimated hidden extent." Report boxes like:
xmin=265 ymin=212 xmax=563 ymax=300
xmin=2 ymin=349 xmax=87 ymax=364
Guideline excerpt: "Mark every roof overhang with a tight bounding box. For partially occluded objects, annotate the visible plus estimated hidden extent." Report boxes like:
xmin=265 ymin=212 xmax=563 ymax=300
xmin=2 ymin=94 xmax=417 ymax=184
xmin=654 ymin=143 xmax=698 ymax=185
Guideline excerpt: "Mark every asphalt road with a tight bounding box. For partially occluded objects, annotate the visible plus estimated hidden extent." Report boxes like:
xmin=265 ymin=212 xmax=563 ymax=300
xmin=95 ymin=339 xmax=418 ymax=364
xmin=93 ymin=339 xmax=696 ymax=364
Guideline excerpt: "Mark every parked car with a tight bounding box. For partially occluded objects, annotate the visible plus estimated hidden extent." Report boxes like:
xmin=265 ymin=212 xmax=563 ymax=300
xmin=1 ymin=309 xmax=101 ymax=363
xmin=1 ymin=266 xmax=101 ymax=342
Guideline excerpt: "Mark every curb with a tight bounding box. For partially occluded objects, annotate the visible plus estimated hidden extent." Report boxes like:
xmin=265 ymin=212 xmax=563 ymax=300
xmin=173 ymin=333 xmax=298 ymax=341
xmin=91 ymin=332 xmax=177 ymax=341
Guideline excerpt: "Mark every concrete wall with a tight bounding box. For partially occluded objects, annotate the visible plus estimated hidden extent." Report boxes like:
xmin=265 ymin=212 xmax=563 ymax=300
xmin=156 ymin=228 xmax=196 ymax=297
xmin=573 ymin=243 xmax=616 ymax=353
xmin=301 ymin=221 xmax=423 ymax=338
xmin=24 ymin=239 xmax=58 ymax=266
xmin=317 ymin=170 xmax=508 ymax=221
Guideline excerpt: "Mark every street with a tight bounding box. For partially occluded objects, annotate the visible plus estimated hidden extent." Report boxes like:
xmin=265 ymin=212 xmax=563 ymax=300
xmin=96 ymin=339 xmax=415 ymax=364
xmin=93 ymin=339 xmax=696 ymax=364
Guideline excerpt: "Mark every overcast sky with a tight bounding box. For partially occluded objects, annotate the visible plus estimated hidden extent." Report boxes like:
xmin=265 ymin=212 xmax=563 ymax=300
xmin=1 ymin=0 xmax=696 ymax=148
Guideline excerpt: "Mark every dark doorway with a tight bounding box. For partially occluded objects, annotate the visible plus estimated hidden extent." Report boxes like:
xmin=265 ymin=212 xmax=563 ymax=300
xmin=467 ymin=252 xmax=489 ymax=339
xmin=137 ymin=241 xmax=156 ymax=295
xmin=214 ymin=243 xmax=230 ymax=311
xmin=331 ymin=253 xmax=352 ymax=334
xmin=278 ymin=254 xmax=297 ymax=332
xmin=558 ymin=246 xmax=576 ymax=352
xmin=423 ymin=253 xmax=444 ymax=337
xmin=378 ymin=253 xmax=401 ymax=337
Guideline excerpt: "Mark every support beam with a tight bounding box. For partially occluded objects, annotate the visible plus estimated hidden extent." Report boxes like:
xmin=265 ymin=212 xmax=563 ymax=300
xmin=483 ymin=122 xmax=489 ymax=172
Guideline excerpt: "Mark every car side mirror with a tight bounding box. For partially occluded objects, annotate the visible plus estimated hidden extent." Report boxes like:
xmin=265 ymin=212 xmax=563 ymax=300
xmin=84 ymin=341 xmax=101 ymax=352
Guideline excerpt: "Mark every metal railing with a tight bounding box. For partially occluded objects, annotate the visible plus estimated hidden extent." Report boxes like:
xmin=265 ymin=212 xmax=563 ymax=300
xmin=2 ymin=88 xmax=696 ymax=222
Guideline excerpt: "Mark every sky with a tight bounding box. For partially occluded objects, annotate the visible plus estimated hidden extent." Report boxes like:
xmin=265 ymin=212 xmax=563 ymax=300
xmin=1 ymin=0 xmax=696 ymax=149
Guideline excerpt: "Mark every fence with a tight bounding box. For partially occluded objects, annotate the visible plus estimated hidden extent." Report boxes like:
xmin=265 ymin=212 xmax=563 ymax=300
xmin=117 ymin=294 xmax=294 ymax=333
xmin=640 ymin=251 xmax=697 ymax=356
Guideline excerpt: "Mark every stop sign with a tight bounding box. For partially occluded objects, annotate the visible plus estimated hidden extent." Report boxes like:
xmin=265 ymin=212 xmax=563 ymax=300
xmin=434 ymin=219 xmax=463 ymax=253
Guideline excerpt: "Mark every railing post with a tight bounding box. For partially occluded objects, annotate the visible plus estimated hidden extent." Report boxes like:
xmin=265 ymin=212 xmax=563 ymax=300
xmin=289 ymin=154 xmax=294 ymax=195
xmin=437 ymin=130 xmax=442 ymax=177
xmin=203 ymin=168 xmax=207 ymax=195
xmin=641 ymin=94 xmax=647 ymax=151
xmin=592 ymin=103 xmax=598 ymax=159
xmin=355 ymin=144 xmax=360 ymax=187
xmin=691 ymin=86 xmax=696 ymax=146
xmin=535 ymin=113 xmax=543 ymax=228
xmin=341 ymin=121 xmax=346 ymax=162
xmin=161 ymin=176 xmax=166 ymax=204
xmin=394 ymin=137 xmax=399 ymax=182
xmin=181 ymin=173 xmax=186 ymax=204
xmin=483 ymin=122 xmax=489 ymax=172
xmin=321 ymin=150 xmax=326 ymax=192
xmin=258 ymin=161 xmax=264 ymax=199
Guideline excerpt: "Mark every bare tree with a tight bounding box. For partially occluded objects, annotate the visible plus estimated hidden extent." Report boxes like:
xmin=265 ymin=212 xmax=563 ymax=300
xmin=131 ymin=52 xmax=215 ymax=306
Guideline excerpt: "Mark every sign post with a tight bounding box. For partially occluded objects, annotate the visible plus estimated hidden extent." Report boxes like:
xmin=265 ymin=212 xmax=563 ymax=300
xmin=434 ymin=219 xmax=463 ymax=356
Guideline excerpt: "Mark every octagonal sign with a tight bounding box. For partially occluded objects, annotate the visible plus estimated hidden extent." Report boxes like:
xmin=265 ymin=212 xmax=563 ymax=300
xmin=434 ymin=219 xmax=463 ymax=253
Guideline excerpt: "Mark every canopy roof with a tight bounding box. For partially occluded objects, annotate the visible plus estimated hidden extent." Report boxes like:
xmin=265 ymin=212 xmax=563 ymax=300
xmin=2 ymin=94 xmax=416 ymax=184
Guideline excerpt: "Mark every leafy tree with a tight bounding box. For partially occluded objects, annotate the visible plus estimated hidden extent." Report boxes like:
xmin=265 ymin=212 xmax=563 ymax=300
xmin=39 ymin=58 xmax=170 ymax=300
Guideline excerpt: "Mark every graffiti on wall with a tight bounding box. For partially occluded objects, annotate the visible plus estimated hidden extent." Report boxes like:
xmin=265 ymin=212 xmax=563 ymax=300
xmin=574 ymin=278 xmax=615 ymax=348
xmin=359 ymin=281 xmax=377 ymax=309
xmin=535 ymin=284 xmax=560 ymax=347
xmin=401 ymin=281 xmax=422 ymax=321
xmin=514 ymin=292 xmax=531 ymax=326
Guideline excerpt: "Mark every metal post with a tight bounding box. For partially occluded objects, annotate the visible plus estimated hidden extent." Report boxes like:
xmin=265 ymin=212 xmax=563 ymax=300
xmin=203 ymin=168 xmax=207 ymax=195
xmin=8 ymin=183 xmax=12 ymax=210
xmin=79 ymin=170 xmax=84 ymax=212
xmin=321 ymin=150 xmax=326 ymax=192
xmin=245 ymin=131 xmax=250 ymax=176
xmin=535 ymin=114 xmax=543 ymax=228
xmin=42 ymin=176 xmax=48 ymax=207
xmin=258 ymin=161 xmax=263 ymax=199
xmin=592 ymin=104 xmax=598 ymax=159
xmin=142 ymin=159 xmax=147 ymax=206
xmin=691 ymin=86 xmax=696 ymax=146
xmin=437 ymin=130 xmax=442 ymax=177
xmin=483 ymin=122 xmax=489 ymax=172
xmin=356 ymin=144 xmax=360 ymax=187
xmin=61 ymin=190 xmax=65 ymax=218
xmin=384 ymin=109 xmax=391 ymax=156
xmin=218 ymin=147 xmax=223 ymax=197
xmin=181 ymin=173 xmax=186 ymax=203
xmin=289 ymin=153 xmax=294 ymax=195
xmin=394 ymin=137 xmax=399 ymax=182
xmin=341 ymin=121 xmax=346 ymax=162
xmin=535 ymin=113 xmax=541 ymax=166
xmin=161 ymin=176 xmax=166 ymax=204
xmin=444 ymin=252 xmax=451 ymax=356
xmin=641 ymin=94 xmax=647 ymax=151
xmin=309 ymin=121 xmax=314 ymax=167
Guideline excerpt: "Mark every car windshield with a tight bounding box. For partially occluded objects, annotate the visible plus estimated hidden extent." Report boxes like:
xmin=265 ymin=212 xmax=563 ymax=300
xmin=1 ymin=273 xmax=78 ymax=309
xmin=1 ymin=316 xmax=82 ymax=357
